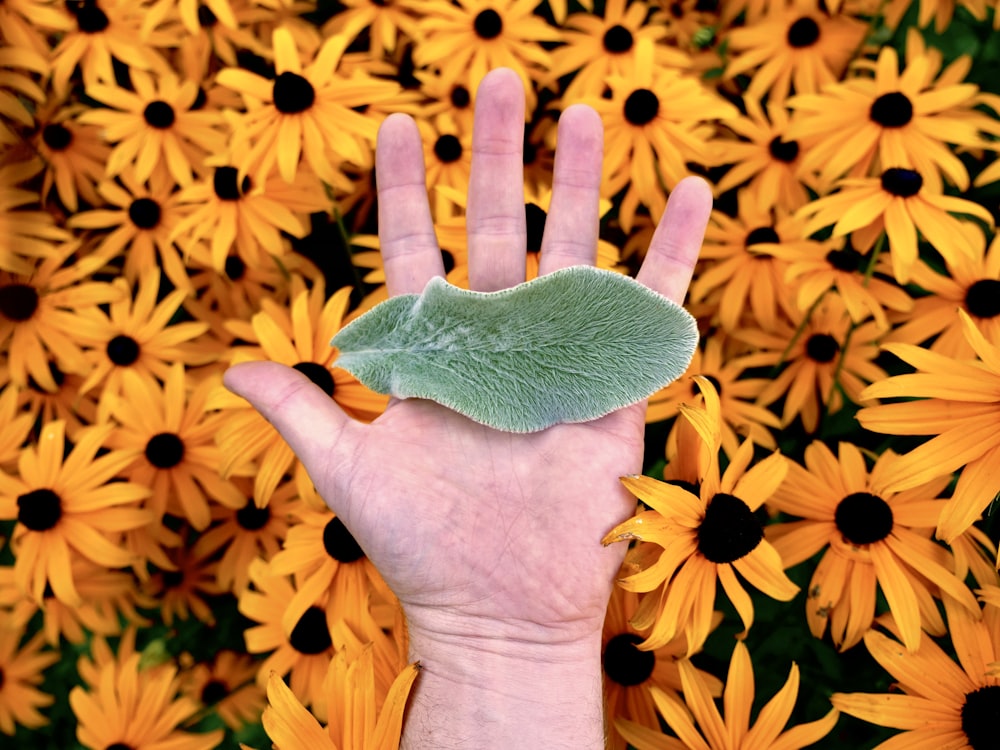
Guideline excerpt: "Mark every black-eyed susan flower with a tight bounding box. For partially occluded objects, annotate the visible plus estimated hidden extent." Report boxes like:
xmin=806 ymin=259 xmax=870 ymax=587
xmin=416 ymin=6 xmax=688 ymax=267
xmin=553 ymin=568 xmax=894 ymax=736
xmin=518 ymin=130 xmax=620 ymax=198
xmin=416 ymin=112 xmax=473 ymax=220
xmin=261 ymin=644 xmax=419 ymax=750
xmin=407 ymin=0 xmax=559 ymax=112
xmin=75 ymin=268 xmax=216 ymax=420
xmin=0 ymin=243 xmax=121 ymax=392
xmin=588 ymin=38 xmax=737 ymax=229
xmin=67 ymin=169 xmax=198 ymax=293
xmin=0 ymin=420 xmax=151 ymax=605
xmin=79 ymin=69 xmax=226 ymax=186
xmin=711 ymin=99 xmax=820 ymax=214
xmin=0 ymin=626 xmax=58 ymax=736
xmin=31 ymin=103 xmax=110 ymax=212
xmin=106 ymin=365 xmax=246 ymax=530
xmin=172 ymin=160 xmax=331 ymax=273
xmin=212 ymin=282 xmax=387 ymax=506
xmin=724 ymin=0 xmax=868 ymax=104
xmin=858 ymin=311 xmax=1000 ymax=544
xmin=786 ymin=42 xmax=989 ymax=194
xmin=147 ymin=536 xmax=225 ymax=626
xmin=269 ymin=503 xmax=393 ymax=644
xmin=193 ymin=478 xmax=297 ymax=595
xmin=767 ymin=440 xmax=980 ymax=652
xmin=547 ymin=0 xmax=688 ymax=102
xmin=646 ymin=336 xmax=781 ymax=457
xmin=0 ymin=159 xmax=72 ymax=274
xmin=181 ymin=650 xmax=265 ymax=731
xmin=691 ymin=194 xmax=800 ymax=333
xmin=217 ymin=26 xmax=400 ymax=185
xmin=758 ymin=237 xmax=913 ymax=330
xmin=797 ymin=167 xmax=993 ymax=284
xmin=183 ymin=255 xmax=321 ymax=337
xmin=603 ymin=383 xmax=797 ymax=653
xmin=831 ymin=599 xmax=998 ymax=750
xmin=29 ymin=558 xmax=154 ymax=646
xmin=884 ymin=229 xmax=1000 ymax=358
xmin=70 ymin=652 xmax=224 ymax=750
xmin=602 ymin=586 xmax=722 ymax=750
xmin=321 ymin=0 xmax=418 ymax=58
xmin=48 ymin=0 xmax=173 ymax=99
xmin=15 ymin=358 xmax=99 ymax=438
xmin=737 ymin=293 xmax=886 ymax=432
xmin=617 ymin=640 xmax=840 ymax=750
xmin=239 ymin=557 xmax=335 ymax=714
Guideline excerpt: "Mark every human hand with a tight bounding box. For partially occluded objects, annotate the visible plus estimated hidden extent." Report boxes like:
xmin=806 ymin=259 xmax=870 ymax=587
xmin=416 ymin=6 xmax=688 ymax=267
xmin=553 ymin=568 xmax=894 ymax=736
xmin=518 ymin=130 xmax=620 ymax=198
xmin=224 ymin=68 xmax=711 ymax=748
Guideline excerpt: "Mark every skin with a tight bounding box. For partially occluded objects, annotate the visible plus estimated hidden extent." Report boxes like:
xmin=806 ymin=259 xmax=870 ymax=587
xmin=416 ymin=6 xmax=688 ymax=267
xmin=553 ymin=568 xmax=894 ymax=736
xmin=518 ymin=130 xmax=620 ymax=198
xmin=224 ymin=68 xmax=712 ymax=748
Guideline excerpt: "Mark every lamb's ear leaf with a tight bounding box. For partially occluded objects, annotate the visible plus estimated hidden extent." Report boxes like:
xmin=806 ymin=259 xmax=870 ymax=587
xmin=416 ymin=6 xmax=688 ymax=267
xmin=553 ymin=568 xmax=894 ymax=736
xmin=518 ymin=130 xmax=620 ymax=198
xmin=331 ymin=266 xmax=699 ymax=433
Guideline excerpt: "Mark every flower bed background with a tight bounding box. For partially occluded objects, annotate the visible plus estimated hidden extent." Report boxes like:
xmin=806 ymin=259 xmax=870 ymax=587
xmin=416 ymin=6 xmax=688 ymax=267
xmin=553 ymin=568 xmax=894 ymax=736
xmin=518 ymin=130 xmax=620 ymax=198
xmin=2 ymin=0 xmax=1000 ymax=748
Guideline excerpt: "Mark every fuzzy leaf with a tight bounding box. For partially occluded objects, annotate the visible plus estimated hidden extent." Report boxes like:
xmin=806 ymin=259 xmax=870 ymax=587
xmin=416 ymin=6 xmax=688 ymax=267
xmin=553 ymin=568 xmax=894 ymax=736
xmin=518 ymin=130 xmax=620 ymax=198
xmin=332 ymin=266 xmax=698 ymax=432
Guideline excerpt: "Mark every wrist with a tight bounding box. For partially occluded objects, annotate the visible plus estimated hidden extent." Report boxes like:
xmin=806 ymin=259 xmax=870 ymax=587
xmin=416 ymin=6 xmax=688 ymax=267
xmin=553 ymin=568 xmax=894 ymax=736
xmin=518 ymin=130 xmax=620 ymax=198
xmin=401 ymin=625 xmax=607 ymax=750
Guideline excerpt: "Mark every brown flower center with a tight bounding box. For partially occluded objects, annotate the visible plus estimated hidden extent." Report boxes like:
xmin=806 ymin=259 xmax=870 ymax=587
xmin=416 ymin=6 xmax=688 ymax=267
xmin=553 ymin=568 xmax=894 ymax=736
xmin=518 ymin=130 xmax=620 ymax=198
xmin=17 ymin=488 xmax=63 ymax=532
xmin=697 ymin=492 xmax=764 ymax=563
xmin=835 ymin=492 xmax=893 ymax=545
xmin=323 ymin=517 xmax=365 ymax=562
xmin=603 ymin=633 xmax=655 ymax=686
xmin=289 ymin=606 xmax=332 ymax=654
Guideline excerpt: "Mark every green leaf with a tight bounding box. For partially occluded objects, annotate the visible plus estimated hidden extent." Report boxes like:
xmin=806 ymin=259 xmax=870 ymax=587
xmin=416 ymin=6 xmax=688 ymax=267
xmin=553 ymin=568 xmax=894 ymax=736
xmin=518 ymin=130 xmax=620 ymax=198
xmin=332 ymin=266 xmax=699 ymax=432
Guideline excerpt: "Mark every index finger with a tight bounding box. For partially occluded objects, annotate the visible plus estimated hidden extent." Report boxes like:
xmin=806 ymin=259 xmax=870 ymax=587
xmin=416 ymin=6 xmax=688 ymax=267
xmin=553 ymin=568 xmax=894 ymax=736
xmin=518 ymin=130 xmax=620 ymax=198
xmin=635 ymin=177 xmax=713 ymax=305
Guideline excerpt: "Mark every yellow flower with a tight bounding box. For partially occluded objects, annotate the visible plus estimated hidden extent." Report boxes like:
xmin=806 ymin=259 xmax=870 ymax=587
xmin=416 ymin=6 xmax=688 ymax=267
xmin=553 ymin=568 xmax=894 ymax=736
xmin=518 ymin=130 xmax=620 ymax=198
xmin=617 ymin=641 xmax=840 ymax=750
xmin=603 ymin=381 xmax=797 ymax=653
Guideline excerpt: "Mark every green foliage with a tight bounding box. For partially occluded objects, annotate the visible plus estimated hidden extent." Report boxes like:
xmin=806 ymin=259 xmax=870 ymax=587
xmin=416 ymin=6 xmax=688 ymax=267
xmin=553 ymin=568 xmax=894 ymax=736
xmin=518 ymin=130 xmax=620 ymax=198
xmin=333 ymin=266 xmax=700 ymax=432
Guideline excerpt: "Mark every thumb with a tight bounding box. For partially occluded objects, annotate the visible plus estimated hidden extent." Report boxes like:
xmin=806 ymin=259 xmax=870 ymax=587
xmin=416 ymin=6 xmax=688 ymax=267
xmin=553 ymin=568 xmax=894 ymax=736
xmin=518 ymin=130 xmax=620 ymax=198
xmin=222 ymin=360 xmax=358 ymax=507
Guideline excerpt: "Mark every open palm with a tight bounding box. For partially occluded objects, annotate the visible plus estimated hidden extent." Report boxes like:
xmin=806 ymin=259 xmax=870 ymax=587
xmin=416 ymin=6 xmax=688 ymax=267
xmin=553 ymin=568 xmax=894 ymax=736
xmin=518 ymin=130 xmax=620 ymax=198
xmin=224 ymin=68 xmax=711 ymax=654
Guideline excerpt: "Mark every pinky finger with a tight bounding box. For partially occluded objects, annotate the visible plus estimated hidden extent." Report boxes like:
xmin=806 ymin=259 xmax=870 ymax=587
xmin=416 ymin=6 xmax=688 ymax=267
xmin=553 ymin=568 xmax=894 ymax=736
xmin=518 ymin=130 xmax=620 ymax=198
xmin=634 ymin=177 xmax=713 ymax=306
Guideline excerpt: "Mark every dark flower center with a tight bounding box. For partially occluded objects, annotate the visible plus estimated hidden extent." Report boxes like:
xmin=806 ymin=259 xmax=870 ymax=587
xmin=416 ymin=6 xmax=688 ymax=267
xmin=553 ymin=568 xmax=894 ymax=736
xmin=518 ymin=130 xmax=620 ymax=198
xmin=450 ymin=85 xmax=470 ymax=109
xmin=745 ymin=226 xmax=780 ymax=248
xmin=289 ymin=606 xmax=332 ymax=654
xmin=473 ymin=8 xmax=503 ymax=39
xmin=869 ymin=92 xmax=914 ymax=128
xmin=603 ymin=24 xmax=634 ymax=53
xmin=768 ymin=135 xmax=799 ymax=163
xmin=106 ymin=334 xmax=141 ymax=366
xmin=213 ymin=166 xmax=252 ymax=200
xmin=835 ymin=492 xmax=893 ymax=545
xmin=128 ymin=197 xmax=161 ymax=229
xmin=236 ymin=499 xmax=271 ymax=530
xmin=786 ymin=17 xmax=820 ymax=47
xmin=434 ymin=134 xmax=462 ymax=163
xmin=965 ymin=279 xmax=1000 ymax=318
xmin=17 ymin=488 xmax=63 ymax=532
xmin=0 ymin=283 xmax=40 ymax=322
xmin=145 ymin=432 xmax=185 ymax=469
xmin=623 ymin=89 xmax=659 ymax=126
xmin=880 ymin=168 xmax=922 ymax=197
xmin=323 ymin=516 xmax=365 ymax=562
xmin=603 ymin=632 xmax=655 ymax=686
xmin=162 ymin=569 xmax=184 ymax=588
xmin=962 ymin=685 xmax=1000 ymax=750
xmin=441 ymin=249 xmax=456 ymax=273
xmin=201 ymin=679 xmax=227 ymax=705
xmin=293 ymin=361 xmax=335 ymax=397
xmin=105 ymin=744 xmax=136 ymax=750
xmin=42 ymin=123 xmax=74 ymax=151
xmin=224 ymin=255 xmax=246 ymax=280
xmin=825 ymin=246 xmax=865 ymax=272
xmin=69 ymin=0 xmax=109 ymax=33
xmin=805 ymin=333 xmax=839 ymax=363
xmin=197 ymin=4 xmax=217 ymax=26
xmin=697 ymin=492 xmax=764 ymax=563
xmin=143 ymin=101 xmax=176 ymax=129
xmin=273 ymin=72 xmax=316 ymax=114
xmin=525 ymin=203 xmax=547 ymax=254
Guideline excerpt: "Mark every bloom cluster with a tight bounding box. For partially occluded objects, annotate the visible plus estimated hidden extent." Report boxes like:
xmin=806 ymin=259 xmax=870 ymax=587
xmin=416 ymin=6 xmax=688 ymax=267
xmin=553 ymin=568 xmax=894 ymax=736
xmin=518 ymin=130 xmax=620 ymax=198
xmin=1 ymin=0 xmax=1000 ymax=748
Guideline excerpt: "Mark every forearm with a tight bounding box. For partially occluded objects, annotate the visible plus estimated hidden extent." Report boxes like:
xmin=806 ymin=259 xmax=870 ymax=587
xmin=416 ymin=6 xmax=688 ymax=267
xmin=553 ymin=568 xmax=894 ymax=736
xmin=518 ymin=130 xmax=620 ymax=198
xmin=401 ymin=625 xmax=607 ymax=750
